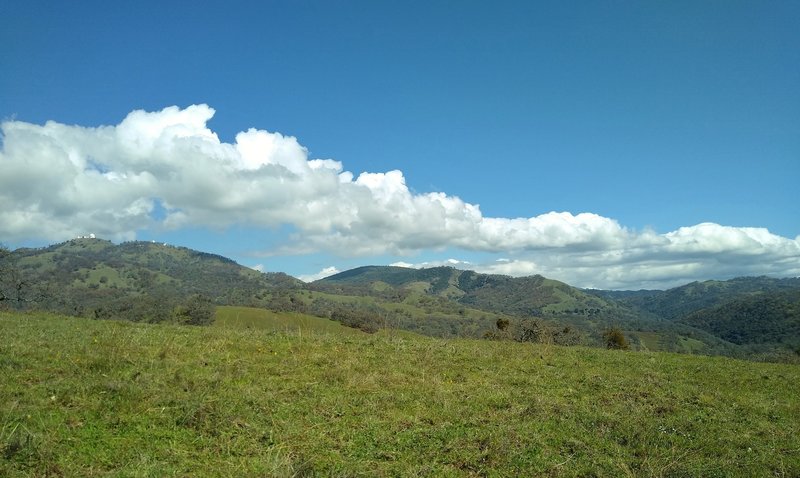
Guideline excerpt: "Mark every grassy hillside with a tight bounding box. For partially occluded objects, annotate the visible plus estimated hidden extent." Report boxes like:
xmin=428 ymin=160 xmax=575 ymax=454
xmin=214 ymin=306 xmax=424 ymax=341
xmin=5 ymin=241 xmax=799 ymax=361
xmin=319 ymin=266 xmax=619 ymax=318
xmin=2 ymin=312 xmax=799 ymax=476
xmin=299 ymin=287 xmax=516 ymax=338
xmin=316 ymin=266 xmax=753 ymax=356
xmin=214 ymin=305 xmax=366 ymax=336
xmin=4 ymin=238 xmax=300 ymax=318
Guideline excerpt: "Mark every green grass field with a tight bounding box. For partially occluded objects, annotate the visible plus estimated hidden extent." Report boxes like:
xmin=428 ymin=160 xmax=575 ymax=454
xmin=2 ymin=311 xmax=799 ymax=476
xmin=214 ymin=305 xmax=367 ymax=336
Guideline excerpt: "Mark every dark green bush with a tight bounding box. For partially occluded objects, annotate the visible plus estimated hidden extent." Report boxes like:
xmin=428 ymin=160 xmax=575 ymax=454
xmin=603 ymin=327 xmax=630 ymax=350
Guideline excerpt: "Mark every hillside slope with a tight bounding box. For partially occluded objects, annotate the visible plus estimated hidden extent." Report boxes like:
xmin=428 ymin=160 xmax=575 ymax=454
xmin=591 ymin=277 xmax=800 ymax=357
xmin=592 ymin=276 xmax=800 ymax=321
xmin=316 ymin=266 xmax=744 ymax=355
xmin=2 ymin=238 xmax=300 ymax=319
xmin=4 ymin=241 xmax=798 ymax=360
xmin=678 ymin=290 xmax=800 ymax=350
xmin=2 ymin=312 xmax=799 ymax=476
xmin=319 ymin=266 xmax=621 ymax=318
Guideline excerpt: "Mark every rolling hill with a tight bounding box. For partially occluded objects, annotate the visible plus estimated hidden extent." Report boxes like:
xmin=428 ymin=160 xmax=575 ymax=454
xmin=678 ymin=290 xmax=800 ymax=350
xmin=315 ymin=265 xmax=751 ymax=356
xmin=590 ymin=277 xmax=800 ymax=358
xmin=591 ymin=276 xmax=800 ymax=321
xmin=1 ymin=237 xmax=301 ymax=320
xmin=3 ymin=239 xmax=799 ymax=361
xmin=318 ymin=266 xmax=621 ymax=318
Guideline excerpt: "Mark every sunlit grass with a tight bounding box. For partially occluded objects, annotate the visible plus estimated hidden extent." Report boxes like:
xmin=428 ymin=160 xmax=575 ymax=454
xmin=2 ymin=311 xmax=799 ymax=476
xmin=214 ymin=305 xmax=366 ymax=336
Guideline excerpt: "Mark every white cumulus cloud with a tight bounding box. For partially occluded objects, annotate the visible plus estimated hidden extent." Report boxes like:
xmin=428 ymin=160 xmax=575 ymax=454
xmin=1 ymin=104 xmax=798 ymax=289
xmin=298 ymin=266 xmax=341 ymax=283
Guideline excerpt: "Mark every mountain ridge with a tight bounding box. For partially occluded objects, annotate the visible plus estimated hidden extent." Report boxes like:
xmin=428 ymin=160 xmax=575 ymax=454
xmin=3 ymin=239 xmax=799 ymax=360
xmin=317 ymin=264 xmax=800 ymax=359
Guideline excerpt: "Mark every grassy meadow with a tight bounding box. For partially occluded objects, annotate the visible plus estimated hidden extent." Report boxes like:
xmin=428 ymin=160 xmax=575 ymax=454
xmin=214 ymin=306 xmax=367 ymax=336
xmin=1 ymin=311 xmax=799 ymax=477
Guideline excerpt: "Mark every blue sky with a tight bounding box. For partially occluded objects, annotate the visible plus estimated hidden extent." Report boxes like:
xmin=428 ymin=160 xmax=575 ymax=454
xmin=1 ymin=1 xmax=798 ymax=289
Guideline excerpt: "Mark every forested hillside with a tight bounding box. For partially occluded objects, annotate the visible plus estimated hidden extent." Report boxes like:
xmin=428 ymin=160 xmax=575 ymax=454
xmin=678 ymin=290 xmax=800 ymax=350
xmin=590 ymin=277 xmax=800 ymax=360
xmin=591 ymin=276 xmax=800 ymax=320
xmin=1 ymin=238 xmax=299 ymax=322
xmin=3 ymin=240 xmax=799 ymax=362
xmin=319 ymin=266 xmax=625 ymax=319
xmin=316 ymin=266 xmax=760 ymax=358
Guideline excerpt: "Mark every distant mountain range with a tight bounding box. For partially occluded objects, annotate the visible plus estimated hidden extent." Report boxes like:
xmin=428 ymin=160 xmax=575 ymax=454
xmin=2 ymin=238 xmax=798 ymax=361
xmin=591 ymin=277 xmax=800 ymax=351
xmin=317 ymin=265 xmax=626 ymax=322
xmin=317 ymin=265 xmax=800 ymax=358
